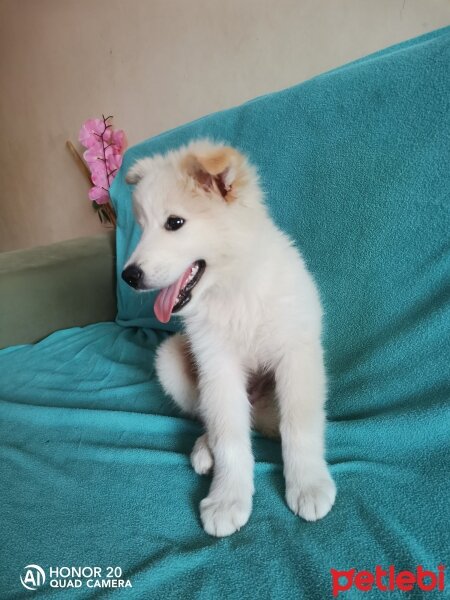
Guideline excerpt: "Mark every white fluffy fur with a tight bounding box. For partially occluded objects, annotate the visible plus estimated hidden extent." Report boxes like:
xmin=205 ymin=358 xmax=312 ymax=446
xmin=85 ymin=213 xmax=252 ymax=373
xmin=125 ymin=140 xmax=336 ymax=537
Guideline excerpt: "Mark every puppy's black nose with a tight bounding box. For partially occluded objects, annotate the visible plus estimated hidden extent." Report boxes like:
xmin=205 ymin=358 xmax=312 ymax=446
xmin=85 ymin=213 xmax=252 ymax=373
xmin=122 ymin=265 xmax=143 ymax=289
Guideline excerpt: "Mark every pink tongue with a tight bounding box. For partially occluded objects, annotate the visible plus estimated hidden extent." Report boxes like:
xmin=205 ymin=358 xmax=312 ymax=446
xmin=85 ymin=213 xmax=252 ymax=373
xmin=154 ymin=265 xmax=193 ymax=323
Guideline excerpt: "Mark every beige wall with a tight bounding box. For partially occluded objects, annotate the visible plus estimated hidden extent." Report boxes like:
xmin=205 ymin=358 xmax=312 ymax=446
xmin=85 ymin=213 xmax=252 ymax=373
xmin=0 ymin=0 xmax=449 ymax=252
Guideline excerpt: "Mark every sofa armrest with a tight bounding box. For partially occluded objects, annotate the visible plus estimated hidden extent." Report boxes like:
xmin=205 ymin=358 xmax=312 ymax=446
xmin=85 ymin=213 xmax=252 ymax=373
xmin=0 ymin=233 xmax=116 ymax=349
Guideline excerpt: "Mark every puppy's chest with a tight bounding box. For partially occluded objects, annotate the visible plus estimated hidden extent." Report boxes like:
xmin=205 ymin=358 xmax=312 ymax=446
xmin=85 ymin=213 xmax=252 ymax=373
xmin=201 ymin=299 xmax=273 ymax=366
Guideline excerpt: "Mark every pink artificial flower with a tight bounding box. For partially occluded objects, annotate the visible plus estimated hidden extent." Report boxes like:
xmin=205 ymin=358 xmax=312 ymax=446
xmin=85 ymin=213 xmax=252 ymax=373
xmin=79 ymin=119 xmax=105 ymax=148
xmin=82 ymin=146 xmax=100 ymax=166
xmin=78 ymin=115 xmax=126 ymax=204
xmin=88 ymin=186 xmax=110 ymax=204
xmin=111 ymin=129 xmax=126 ymax=152
xmin=107 ymin=152 xmax=123 ymax=172
xmin=90 ymin=163 xmax=109 ymax=189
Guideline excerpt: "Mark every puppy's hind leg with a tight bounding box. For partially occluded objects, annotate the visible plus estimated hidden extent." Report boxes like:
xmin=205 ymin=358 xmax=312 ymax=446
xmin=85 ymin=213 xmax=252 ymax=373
xmin=155 ymin=333 xmax=199 ymax=417
xmin=190 ymin=433 xmax=214 ymax=475
xmin=155 ymin=334 xmax=214 ymax=474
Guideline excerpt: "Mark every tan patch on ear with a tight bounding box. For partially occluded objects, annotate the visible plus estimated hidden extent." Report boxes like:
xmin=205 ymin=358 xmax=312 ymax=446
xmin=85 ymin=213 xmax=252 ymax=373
xmin=196 ymin=147 xmax=238 ymax=177
xmin=182 ymin=154 xmax=213 ymax=190
xmin=183 ymin=146 xmax=247 ymax=202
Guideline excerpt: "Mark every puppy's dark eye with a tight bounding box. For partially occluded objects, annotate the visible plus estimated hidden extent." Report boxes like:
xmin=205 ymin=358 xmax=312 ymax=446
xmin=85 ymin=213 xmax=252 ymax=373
xmin=164 ymin=216 xmax=185 ymax=231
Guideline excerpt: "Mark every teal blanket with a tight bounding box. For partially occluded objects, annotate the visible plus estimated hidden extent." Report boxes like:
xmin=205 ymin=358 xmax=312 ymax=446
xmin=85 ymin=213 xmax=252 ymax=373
xmin=1 ymin=28 xmax=449 ymax=599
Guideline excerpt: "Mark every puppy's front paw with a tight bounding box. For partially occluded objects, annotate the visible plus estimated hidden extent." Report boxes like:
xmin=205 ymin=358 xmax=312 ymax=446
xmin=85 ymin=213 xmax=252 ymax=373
xmin=191 ymin=434 xmax=214 ymax=475
xmin=200 ymin=493 xmax=252 ymax=537
xmin=286 ymin=472 xmax=336 ymax=521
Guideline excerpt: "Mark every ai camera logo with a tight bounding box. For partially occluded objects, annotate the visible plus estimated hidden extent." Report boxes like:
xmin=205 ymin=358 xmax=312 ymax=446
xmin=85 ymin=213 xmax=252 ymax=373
xmin=20 ymin=565 xmax=46 ymax=591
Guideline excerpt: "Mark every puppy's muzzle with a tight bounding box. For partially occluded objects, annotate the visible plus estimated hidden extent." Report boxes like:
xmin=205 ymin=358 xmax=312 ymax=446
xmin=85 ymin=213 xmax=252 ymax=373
xmin=122 ymin=264 xmax=144 ymax=289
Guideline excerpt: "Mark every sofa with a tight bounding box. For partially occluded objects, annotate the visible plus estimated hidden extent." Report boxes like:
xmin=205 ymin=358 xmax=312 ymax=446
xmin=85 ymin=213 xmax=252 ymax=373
xmin=1 ymin=27 xmax=449 ymax=599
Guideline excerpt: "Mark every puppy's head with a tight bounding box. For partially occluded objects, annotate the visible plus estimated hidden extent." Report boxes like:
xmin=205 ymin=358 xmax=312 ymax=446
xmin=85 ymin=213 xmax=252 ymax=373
xmin=122 ymin=140 xmax=261 ymax=323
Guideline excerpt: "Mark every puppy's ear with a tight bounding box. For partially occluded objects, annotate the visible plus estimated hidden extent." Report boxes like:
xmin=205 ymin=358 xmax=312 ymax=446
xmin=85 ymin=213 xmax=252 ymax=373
xmin=125 ymin=158 xmax=153 ymax=184
xmin=183 ymin=146 xmax=243 ymax=201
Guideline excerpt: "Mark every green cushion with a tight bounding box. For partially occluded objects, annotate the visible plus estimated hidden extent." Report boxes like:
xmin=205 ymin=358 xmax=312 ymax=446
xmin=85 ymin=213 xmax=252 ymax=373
xmin=0 ymin=233 xmax=116 ymax=348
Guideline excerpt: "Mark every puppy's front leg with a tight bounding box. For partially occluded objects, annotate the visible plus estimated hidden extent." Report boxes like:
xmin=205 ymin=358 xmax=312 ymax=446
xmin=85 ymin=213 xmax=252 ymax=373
xmin=276 ymin=337 xmax=336 ymax=521
xmin=197 ymin=352 xmax=254 ymax=537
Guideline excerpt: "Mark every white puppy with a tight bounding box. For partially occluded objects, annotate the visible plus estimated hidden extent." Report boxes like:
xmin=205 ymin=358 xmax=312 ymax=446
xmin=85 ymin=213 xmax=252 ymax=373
xmin=122 ymin=140 xmax=336 ymax=537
